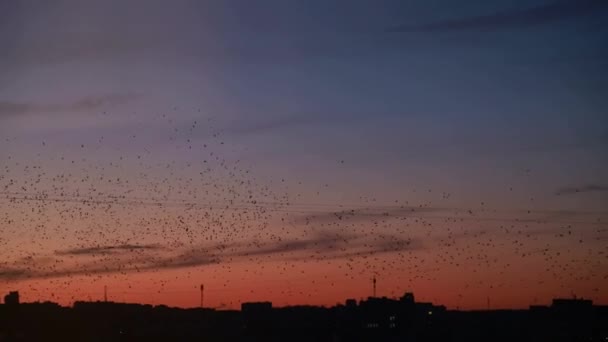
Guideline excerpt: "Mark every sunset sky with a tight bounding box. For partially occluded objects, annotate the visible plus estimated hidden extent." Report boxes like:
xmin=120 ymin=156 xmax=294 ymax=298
xmin=1 ymin=0 xmax=607 ymax=310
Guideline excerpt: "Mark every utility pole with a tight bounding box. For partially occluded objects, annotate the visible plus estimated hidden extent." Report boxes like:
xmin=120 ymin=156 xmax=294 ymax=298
xmin=104 ymin=285 xmax=108 ymax=302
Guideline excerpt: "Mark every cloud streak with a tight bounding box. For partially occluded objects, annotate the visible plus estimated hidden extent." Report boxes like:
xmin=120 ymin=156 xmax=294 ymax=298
xmin=293 ymin=206 xmax=450 ymax=225
xmin=0 ymin=255 xmax=220 ymax=282
xmin=55 ymin=243 xmax=165 ymax=256
xmin=387 ymin=0 xmax=608 ymax=33
xmin=556 ymin=184 xmax=608 ymax=196
xmin=0 ymin=231 xmax=421 ymax=281
xmin=0 ymin=93 xmax=140 ymax=118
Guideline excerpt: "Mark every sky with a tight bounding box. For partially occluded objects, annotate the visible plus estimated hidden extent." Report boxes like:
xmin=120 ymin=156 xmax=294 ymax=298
xmin=0 ymin=0 xmax=607 ymax=310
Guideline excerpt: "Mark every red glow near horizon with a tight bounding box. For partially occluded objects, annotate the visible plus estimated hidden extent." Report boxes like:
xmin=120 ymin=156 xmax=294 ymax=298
xmin=2 ymin=119 xmax=607 ymax=311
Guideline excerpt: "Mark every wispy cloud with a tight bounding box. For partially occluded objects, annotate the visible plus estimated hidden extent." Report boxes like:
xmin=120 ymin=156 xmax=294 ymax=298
xmin=387 ymin=0 xmax=608 ymax=33
xmin=2 ymin=207 xmax=602 ymax=281
xmin=0 ymin=268 xmax=28 ymax=279
xmin=224 ymin=231 xmax=421 ymax=260
xmin=0 ymin=93 xmax=140 ymax=118
xmin=55 ymin=243 xmax=164 ymax=256
xmin=292 ymin=206 xmax=448 ymax=225
xmin=0 ymin=251 xmax=219 ymax=282
xmin=0 ymin=231 xmax=422 ymax=281
xmin=556 ymin=184 xmax=608 ymax=196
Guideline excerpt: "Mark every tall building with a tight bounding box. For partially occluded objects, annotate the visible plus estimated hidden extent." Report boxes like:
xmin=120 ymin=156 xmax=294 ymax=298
xmin=401 ymin=292 xmax=415 ymax=304
xmin=345 ymin=299 xmax=357 ymax=308
xmin=4 ymin=291 xmax=19 ymax=306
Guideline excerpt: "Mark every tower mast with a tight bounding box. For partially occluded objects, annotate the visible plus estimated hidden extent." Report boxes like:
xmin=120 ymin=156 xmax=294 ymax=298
xmin=200 ymin=284 xmax=204 ymax=308
xmin=372 ymin=276 xmax=377 ymax=297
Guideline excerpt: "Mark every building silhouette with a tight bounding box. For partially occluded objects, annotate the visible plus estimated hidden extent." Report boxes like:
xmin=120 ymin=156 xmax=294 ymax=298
xmin=3 ymin=291 xmax=19 ymax=306
xmin=0 ymin=290 xmax=607 ymax=341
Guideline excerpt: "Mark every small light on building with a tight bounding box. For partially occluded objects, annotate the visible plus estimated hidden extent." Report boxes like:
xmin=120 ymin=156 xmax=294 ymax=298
xmin=428 ymin=311 xmax=433 ymax=315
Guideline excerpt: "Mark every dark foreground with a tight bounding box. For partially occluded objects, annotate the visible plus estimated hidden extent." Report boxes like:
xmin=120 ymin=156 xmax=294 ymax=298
xmin=1 ymin=292 xmax=606 ymax=341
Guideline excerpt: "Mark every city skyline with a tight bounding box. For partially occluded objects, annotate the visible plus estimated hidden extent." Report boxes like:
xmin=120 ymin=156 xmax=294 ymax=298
xmin=1 ymin=289 xmax=606 ymax=341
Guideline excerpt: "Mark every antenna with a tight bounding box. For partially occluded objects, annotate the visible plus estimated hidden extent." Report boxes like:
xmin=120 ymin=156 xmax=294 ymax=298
xmin=200 ymin=284 xmax=204 ymax=308
xmin=372 ymin=276 xmax=377 ymax=298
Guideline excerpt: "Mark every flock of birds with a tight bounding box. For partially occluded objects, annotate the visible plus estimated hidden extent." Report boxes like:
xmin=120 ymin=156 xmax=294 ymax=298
xmin=0 ymin=108 xmax=606 ymax=309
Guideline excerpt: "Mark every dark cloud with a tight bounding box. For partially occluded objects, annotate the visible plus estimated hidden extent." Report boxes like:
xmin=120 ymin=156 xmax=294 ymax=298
xmin=227 ymin=231 xmax=356 ymax=258
xmin=0 ymin=102 xmax=31 ymax=116
xmin=173 ymin=231 xmax=420 ymax=263
xmin=0 ymin=93 xmax=140 ymax=117
xmin=0 ymin=231 xmax=421 ymax=281
xmin=0 ymin=252 xmax=219 ymax=281
xmin=0 ymin=268 xmax=27 ymax=279
xmin=55 ymin=243 xmax=164 ymax=256
xmin=555 ymin=184 xmax=608 ymax=195
xmin=295 ymin=206 xmax=608 ymax=227
xmin=179 ymin=232 xmax=424 ymax=264
xmin=293 ymin=206 xmax=447 ymax=224
xmin=387 ymin=0 xmax=608 ymax=33
xmin=298 ymin=234 xmax=423 ymax=261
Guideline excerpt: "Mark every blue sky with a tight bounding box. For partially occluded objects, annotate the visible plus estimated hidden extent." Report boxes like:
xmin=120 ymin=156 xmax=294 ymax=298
xmin=2 ymin=0 xmax=606 ymax=209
